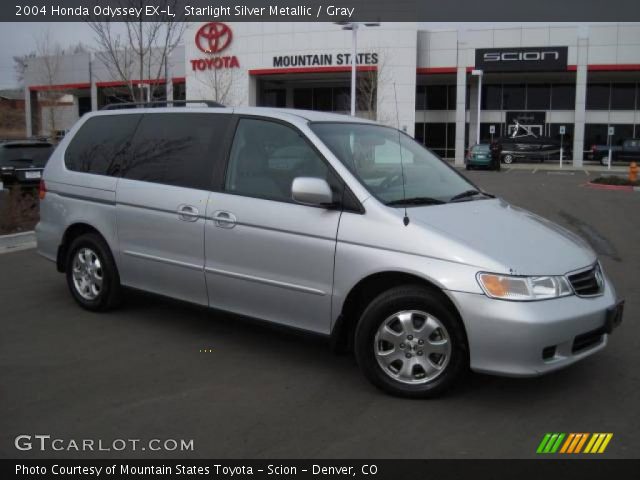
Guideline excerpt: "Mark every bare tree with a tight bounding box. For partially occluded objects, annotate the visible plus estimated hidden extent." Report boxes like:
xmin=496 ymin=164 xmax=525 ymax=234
xmin=13 ymin=52 xmax=36 ymax=86
xmin=357 ymin=50 xmax=391 ymax=123
xmin=192 ymin=66 xmax=239 ymax=106
xmin=34 ymin=29 xmax=65 ymax=137
xmin=86 ymin=0 xmax=185 ymax=103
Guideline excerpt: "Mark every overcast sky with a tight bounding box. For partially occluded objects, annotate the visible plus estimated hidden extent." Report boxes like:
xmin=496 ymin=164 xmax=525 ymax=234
xmin=0 ymin=22 xmax=618 ymax=89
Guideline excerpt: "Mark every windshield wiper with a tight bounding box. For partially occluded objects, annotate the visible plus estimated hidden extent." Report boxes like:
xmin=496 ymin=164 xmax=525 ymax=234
xmin=449 ymin=189 xmax=493 ymax=202
xmin=387 ymin=197 xmax=446 ymax=206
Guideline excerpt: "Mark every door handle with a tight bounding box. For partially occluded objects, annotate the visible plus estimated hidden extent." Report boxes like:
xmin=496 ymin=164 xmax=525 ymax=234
xmin=212 ymin=210 xmax=237 ymax=228
xmin=177 ymin=204 xmax=200 ymax=222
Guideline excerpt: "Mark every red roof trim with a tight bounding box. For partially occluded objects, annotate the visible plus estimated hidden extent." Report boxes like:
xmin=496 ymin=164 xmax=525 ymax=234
xmin=29 ymin=82 xmax=91 ymax=91
xmin=248 ymin=66 xmax=377 ymax=76
xmin=588 ymin=64 xmax=640 ymax=71
xmin=96 ymin=79 xmax=167 ymax=88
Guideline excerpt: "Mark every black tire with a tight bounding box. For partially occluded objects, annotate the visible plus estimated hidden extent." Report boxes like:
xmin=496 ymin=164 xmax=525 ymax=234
xmin=354 ymin=285 xmax=468 ymax=398
xmin=65 ymin=233 xmax=122 ymax=311
xmin=502 ymin=154 xmax=514 ymax=164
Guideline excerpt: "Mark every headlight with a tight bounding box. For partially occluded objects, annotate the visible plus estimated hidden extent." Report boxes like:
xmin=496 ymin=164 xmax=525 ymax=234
xmin=477 ymin=272 xmax=573 ymax=301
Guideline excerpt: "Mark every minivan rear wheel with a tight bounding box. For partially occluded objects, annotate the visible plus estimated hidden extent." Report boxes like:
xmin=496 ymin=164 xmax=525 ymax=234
xmin=66 ymin=233 xmax=122 ymax=311
xmin=354 ymin=286 xmax=467 ymax=398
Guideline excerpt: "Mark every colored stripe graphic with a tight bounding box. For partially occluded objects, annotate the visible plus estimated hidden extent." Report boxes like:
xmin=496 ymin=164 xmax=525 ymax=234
xmin=536 ymin=433 xmax=565 ymax=453
xmin=538 ymin=433 xmax=613 ymax=454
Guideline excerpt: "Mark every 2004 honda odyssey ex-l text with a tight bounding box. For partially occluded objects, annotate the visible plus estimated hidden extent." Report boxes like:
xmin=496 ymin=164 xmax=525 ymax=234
xmin=36 ymin=105 xmax=624 ymax=397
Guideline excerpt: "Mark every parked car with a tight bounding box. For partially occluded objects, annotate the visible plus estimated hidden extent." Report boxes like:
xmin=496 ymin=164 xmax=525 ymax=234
xmin=591 ymin=139 xmax=640 ymax=165
xmin=498 ymin=121 xmax=567 ymax=164
xmin=465 ymin=144 xmax=498 ymax=170
xmin=0 ymin=139 xmax=53 ymax=186
xmin=36 ymin=106 xmax=623 ymax=398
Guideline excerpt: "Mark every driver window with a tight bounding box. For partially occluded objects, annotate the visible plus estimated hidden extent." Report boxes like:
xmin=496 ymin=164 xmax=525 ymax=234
xmin=225 ymin=118 xmax=337 ymax=203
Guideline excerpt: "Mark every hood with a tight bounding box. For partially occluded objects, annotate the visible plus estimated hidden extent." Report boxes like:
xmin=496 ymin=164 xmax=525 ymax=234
xmin=407 ymin=198 xmax=596 ymax=276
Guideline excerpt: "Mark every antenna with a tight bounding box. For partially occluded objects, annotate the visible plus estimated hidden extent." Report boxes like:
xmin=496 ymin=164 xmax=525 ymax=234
xmin=392 ymin=82 xmax=410 ymax=226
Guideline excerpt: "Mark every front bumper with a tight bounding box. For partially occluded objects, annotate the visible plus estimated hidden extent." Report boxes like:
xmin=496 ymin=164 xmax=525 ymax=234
xmin=448 ymin=278 xmax=620 ymax=377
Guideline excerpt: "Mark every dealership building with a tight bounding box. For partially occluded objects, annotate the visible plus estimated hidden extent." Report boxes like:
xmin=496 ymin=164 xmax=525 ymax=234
xmin=23 ymin=22 xmax=640 ymax=166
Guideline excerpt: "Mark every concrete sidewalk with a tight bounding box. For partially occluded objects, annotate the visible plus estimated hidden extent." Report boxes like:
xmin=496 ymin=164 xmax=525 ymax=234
xmin=0 ymin=231 xmax=36 ymax=254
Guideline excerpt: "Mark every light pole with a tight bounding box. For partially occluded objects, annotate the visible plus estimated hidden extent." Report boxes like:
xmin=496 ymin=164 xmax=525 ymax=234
xmin=471 ymin=69 xmax=483 ymax=145
xmin=335 ymin=22 xmax=380 ymax=116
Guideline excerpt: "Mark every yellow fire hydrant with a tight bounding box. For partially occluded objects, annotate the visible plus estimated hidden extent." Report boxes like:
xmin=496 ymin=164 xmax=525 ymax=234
xmin=630 ymin=162 xmax=638 ymax=182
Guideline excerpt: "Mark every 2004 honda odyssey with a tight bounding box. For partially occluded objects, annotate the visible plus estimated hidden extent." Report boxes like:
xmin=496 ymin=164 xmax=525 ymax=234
xmin=36 ymin=105 xmax=624 ymax=397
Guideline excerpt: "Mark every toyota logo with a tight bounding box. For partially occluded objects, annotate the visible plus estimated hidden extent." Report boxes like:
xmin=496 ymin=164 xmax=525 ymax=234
xmin=195 ymin=22 xmax=233 ymax=54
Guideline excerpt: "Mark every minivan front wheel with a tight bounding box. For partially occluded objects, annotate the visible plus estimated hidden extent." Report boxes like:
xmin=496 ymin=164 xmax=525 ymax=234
xmin=66 ymin=233 xmax=122 ymax=311
xmin=355 ymin=286 xmax=467 ymax=398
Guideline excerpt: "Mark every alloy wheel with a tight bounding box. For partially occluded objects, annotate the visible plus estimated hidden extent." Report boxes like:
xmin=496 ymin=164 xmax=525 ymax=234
xmin=71 ymin=247 xmax=103 ymax=301
xmin=374 ymin=310 xmax=451 ymax=384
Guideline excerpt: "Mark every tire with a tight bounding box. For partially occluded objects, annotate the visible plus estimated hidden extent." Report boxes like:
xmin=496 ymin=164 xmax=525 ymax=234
xmin=354 ymin=285 xmax=468 ymax=398
xmin=600 ymin=157 xmax=607 ymax=166
xmin=502 ymin=154 xmax=514 ymax=164
xmin=66 ymin=233 xmax=122 ymax=311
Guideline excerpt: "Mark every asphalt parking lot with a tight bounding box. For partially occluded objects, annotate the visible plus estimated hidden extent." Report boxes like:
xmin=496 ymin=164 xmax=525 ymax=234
xmin=1 ymin=168 xmax=639 ymax=459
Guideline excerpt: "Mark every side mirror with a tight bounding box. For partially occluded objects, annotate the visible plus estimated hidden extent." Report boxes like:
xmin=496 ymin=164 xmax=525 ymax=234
xmin=291 ymin=177 xmax=334 ymax=207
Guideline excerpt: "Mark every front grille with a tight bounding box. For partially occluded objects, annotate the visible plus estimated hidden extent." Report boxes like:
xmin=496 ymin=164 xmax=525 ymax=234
xmin=567 ymin=264 xmax=603 ymax=296
xmin=572 ymin=327 xmax=605 ymax=354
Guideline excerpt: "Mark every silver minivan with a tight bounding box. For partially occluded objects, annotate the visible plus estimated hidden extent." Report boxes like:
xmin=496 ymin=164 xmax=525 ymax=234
xmin=36 ymin=106 xmax=623 ymax=397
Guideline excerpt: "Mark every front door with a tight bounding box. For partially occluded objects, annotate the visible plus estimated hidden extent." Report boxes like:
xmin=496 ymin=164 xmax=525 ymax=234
xmin=204 ymin=117 xmax=342 ymax=334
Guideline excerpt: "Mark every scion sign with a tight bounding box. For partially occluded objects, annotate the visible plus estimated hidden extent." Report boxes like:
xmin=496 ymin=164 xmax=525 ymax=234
xmin=475 ymin=46 xmax=568 ymax=72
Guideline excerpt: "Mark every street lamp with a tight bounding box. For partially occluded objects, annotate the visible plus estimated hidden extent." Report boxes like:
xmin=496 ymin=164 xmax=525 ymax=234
xmin=471 ymin=69 xmax=483 ymax=145
xmin=335 ymin=22 xmax=380 ymax=116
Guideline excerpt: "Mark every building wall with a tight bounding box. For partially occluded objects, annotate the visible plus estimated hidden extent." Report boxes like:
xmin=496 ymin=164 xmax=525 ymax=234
xmin=185 ymin=22 xmax=418 ymax=135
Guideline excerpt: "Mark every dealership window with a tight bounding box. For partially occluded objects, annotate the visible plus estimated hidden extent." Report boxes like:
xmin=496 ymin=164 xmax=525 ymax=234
xmin=479 ymin=123 xmax=503 ymax=143
xmin=526 ymin=84 xmax=551 ymax=110
xmin=173 ymin=82 xmax=186 ymax=102
xmin=293 ymin=88 xmax=313 ymax=109
xmin=415 ymin=86 xmax=426 ymax=110
xmin=333 ymin=87 xmax=351 ymax=111
xmin=121 ymin=113 xmax=231 ymax=190
xmin=65 ymin=114 xmax=142 ymax=175
xmin=586 ymin=83 xmax=611 ymax=110
xmin=502 ymin=84 xmax=526 ymax=110
xmin=312 ymin=88 xmax=333 ymax=111
xmin=261 ymin=89 xmax=286 ymax=108
xmin=416 ymin=85 xmax=456 ymax=110
xmin=550 ymin=84 xmax=576 ymax=110
xmin=423 ymin=123 xmax=446 ymax=157
xmin=414 ymin=123 xmax=425 ymax=144
xmin=610 ymin=83 xmax=637 ymax=110
xmin=583 ymin=124 xmax=635 ymax=151
xmin=481 ymin=84 xmax=502 ymax=110
xmin=425 ymin=85 xmax=448 ymax=110
xmin=446 ymin=123 xmax=456 ymax=155
xmin=548 ymin=124 xmax=574 ymax=148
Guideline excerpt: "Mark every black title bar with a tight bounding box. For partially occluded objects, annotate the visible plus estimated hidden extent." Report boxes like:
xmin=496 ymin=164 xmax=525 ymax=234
xmin=3 ymin=0 xmax=640 ymax=22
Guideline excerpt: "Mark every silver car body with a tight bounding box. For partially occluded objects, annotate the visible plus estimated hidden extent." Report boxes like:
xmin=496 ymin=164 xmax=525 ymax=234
xmin=36 ymin=107 xmax=618 ymax=377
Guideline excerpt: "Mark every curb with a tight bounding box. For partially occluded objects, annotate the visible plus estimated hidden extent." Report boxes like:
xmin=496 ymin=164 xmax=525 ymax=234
xmin=585 ymin=182 xmax=639 ymax=191
xmin=0 ymin=231 xmax=36 ymax=254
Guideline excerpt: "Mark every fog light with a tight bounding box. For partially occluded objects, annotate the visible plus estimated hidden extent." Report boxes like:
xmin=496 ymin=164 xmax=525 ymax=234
xmin=542 ymin=345 xmax=557 ymax=361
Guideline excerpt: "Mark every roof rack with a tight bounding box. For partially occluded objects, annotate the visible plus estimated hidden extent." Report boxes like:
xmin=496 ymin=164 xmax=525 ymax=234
xmin=101 ymin=100 xmax=225 ymax=110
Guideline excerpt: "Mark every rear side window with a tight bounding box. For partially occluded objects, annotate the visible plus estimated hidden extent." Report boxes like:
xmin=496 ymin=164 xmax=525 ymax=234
xmin=121 ymin=113 xmax=230 ymax=190
xmin=65 ymin=114 xmax=141 ymax=175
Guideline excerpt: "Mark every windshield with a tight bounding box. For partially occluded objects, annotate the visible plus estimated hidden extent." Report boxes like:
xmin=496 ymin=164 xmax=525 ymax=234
xmin=311 ymin=122 xmax=477 ymax=205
